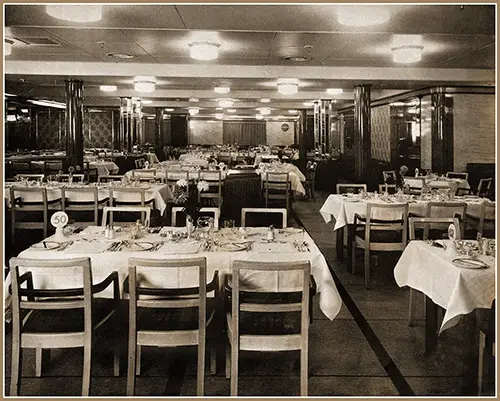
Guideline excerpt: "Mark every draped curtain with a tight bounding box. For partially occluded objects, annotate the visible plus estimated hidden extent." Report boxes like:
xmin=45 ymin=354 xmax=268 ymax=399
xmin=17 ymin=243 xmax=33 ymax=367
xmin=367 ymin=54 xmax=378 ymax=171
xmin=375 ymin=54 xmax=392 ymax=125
xmin=223 ymin=121 xmax=266 ymax=145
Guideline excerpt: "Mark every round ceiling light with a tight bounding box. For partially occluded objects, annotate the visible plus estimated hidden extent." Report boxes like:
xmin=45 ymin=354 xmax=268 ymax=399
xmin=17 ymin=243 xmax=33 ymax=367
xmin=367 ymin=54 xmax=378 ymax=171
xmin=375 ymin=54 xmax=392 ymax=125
xmin=277 ymin=81 xmax=299 ymax=96
xmin=391 ymin=45 xmax=423 ymax=63
xmin=100 ymin=85 xmax=117 ymax=92
xmin=165 ymin=108 xmax=174 ymax=112
xmin=260 ymin=98 xmax=271 ymax=103
xmin=141 ymin=99 xmax=153 ymax=104
xmin=215 ymin=113 xmax=224 ymax=120
xmin=218 ymin=99 xmax=233 ymax=108
xmin=214 ymin=86 xmax=230 ymax=94
xmin=256 ymin=114 xmax=264 ymax=120
xmin=46 ymin=5 xmax=102 ymax=22
xmin=283 ymin=55 xmax=312 ymax=62
xmin=337 ymin=5 xmax=390 ymax=26
xmin=259 ymin=107 xmax=271 ymax=115
xmin=106 ymin=52 xmax=136 ymax=59
xmin=288 ymin=109 xmax=298 ymax=114
xmin=189 ymin=97 xmax=199 ymax=102
xmin=188 ymin=107 xmax=200 ymax=116
xmin=134 ymin=77 xmax=156 ymax=93
xmin=327 ymin=88 xmax=343 ymax=95
xmin=189 ymin=41 xmax=220 ymax=61
xmin=227 ymin=108 xmax=237 ymax=113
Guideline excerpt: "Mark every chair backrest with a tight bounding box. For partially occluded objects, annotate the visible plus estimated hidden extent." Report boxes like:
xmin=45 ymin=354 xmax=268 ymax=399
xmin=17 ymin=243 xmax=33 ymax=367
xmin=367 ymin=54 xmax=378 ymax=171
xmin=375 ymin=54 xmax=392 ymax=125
xmin=108 ymin=187 xmax=149 ymax=206
xmin=11 ymin=161 xmax=32 ymax=174
xmin=477 ymin=178 xmax=492 ymax=197
xmin=134 ymin=158 xmax=146 ymax=169
xmin=102 ymin=206 xmax=151 ymax=227
xmin=241 ymin=207 xmax=287 ymax=228
xmin=98 ymin=174 xmax=124 ymax=183
xmin=264 ymin=172 xmax=290 ymax=191
xmin=57 ymin=174 xmax=85 ymax=183
xmin=44 ymin=160 xmax=63 ymax=173
xmin=382 ymin=170 xmax=397 ymax=185
xmin=9 ymin=186 xmax=48 ymax=210
xmin=425 ymin=201 xmax=468 ymax=238
xmin=405 ymin=177 xmax=426 ymax=193
xmin=9 ymin=257 xmax=93 ymax=335
xmin=131 ymin=169 xmax=162 ymax=182
xmin=378 ymin=184 xmax=397 ymax=194
xmin=166 ymin=170 xmax=192 ymax=196
xmin=230 ymin=259 xmax=310 ymax=350
xmin=478 ymin=201 xmax=495 ymax=237
xmin=198 ymin=171 xmax=222 ymax=201
xmin=336 ymin=183 xmax=367 ymax=194
xmin=408 ymin=217 xmax=461 ymax=241
xmin=446 ymin=171 xmax=469 ymax=180
xmin=61 ymin=187 xmax=99 ymax=226
xmin=364 ymin=202 xmax=409 ymax=246
xmin=15 ymin=174 xmax=45 ymax=182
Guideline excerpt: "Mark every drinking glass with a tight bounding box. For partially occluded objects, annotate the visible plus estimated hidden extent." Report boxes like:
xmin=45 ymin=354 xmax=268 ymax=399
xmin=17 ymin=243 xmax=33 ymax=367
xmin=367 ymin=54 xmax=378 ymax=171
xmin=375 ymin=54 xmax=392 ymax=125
xmin=224 ymin=219 xmax=235 ymax=229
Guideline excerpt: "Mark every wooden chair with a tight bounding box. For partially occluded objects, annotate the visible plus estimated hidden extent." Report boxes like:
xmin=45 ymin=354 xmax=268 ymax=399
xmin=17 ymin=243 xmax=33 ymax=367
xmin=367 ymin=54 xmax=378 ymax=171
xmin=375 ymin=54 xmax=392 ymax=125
xmin=166 ymin=170 xmax=192 ymax=198
xmin=446 ymin=171 xmax=469 ymax=180
xmin=241 ymin=207 xmax=287 ymax=228
xmin=98 ymin=174 xmax=125 ymax=183
xmin=378 ymin=184 xmax=397 ymax=194
xmin=352 ymin=202 xmax=408 ymax=288
xmin=225 ymin=260 xmax=310 ymax=396
xmin=466 ymin=201 xmax=495 ymax=238
xmin=477 ymin=178 xmax=492 ymax=198
xmin=101 ymin=206 xmax=151 ymax=227
xmin=11 ymin=161 xmax=33 ymax=175
xmin=14 ymin=174 xmax=45 ymax=182
xmin=134 ymin=158 xmax=146 ymax=169
xmin=131 ymin=169 xmax=163 ymax=183
xmin=198 ymin=170 xmax=223 ymax=208
xmin=44 ymin=160 xmax=63 ymax=175
xmin=478 ymin=299 xmax=495 ymax=395
xmin=407 ymin=217 xmax=461 ymax=326
xmin=425 ymin=202 xmax=468 ymax=239
xmin=125 ymin=257 xmax=219 ymax=396
xmin=336 ymin=183 xmax=367 ymax=194
xmin=382 ymin=170 xmax=397 ymax=185
xmin=61 ymin=187 xmax=101 ymax=226
xmin=405 ymin=177 xmax=426 ymax=195
xmin=9 ymin=257 xmax=120 ymax=396
xmin=263 ymin=172 xmax=291 ymax=211
xmin=9 ymin=186 xmax=52 ymax=242
xmin=57 ymin=173 xmax=85 ymax=183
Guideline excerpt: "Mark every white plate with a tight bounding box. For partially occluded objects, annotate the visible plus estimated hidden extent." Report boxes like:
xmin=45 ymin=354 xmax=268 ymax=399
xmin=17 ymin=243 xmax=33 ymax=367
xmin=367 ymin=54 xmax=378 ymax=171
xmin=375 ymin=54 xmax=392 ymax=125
xmin=452 ymin=258 xmax=489 ymax=269
xmin=219 ymin=242 xmax=251 ymax=252
xmin=125 ymin=241 xmax=155 ymax=251
xmin=31 ymin=241 xmax=61 ymax=250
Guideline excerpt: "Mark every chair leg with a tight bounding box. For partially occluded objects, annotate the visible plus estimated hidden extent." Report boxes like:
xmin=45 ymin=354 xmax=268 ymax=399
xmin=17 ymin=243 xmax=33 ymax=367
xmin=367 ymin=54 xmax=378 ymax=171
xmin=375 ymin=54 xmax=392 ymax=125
xmin=136 ymin=345 xmax=141 ymax=376
xmin=113 ymin=348 xmax=120 ymax=377
xmin=209 ymin=344 xmax=217 ymax=375
xmin=197 ymin=335 xmax=206 ymax=396
xmin=364 ymin=249 xmax=371 ymax=289
xmin=10 ymin=333 xmax=21 ymax=396
xmin=127 ymin=341 xmax=137 ymax=396
xmin=82 ymin=343 xmax=92 ymax=396
xmin=35 ymin=348 xmax=43 ymax=377
xmin=300 ymin=346 xmax=308 ymax=396
xmin=230 ymin=339 xmax=238 ymax=396
xmin=225 ymin=340 xmax=231 ymax=379
xmin=351 ymin=240 xmax=356 ymax=275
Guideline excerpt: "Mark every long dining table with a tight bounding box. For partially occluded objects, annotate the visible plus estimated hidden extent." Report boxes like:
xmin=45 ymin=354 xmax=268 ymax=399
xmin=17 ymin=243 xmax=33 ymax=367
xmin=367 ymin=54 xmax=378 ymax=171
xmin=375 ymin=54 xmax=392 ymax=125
xmin=14 ymin=226 xmax=342 ymax=321
xmin=319 ymin=193 xmax=494 ymax=271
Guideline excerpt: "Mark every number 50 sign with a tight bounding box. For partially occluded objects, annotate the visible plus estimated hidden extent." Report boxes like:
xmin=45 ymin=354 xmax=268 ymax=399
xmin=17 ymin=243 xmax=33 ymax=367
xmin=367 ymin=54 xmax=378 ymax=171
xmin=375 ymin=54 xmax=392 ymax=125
xmin=51 ymin=211 xmax=69 ymax=228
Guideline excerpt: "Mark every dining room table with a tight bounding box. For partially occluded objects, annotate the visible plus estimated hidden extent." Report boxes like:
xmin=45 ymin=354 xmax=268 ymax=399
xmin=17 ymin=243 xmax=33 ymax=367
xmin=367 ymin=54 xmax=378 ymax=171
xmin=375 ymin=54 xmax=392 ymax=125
xmin=257 ymin=162 xmax=306 ymax=195
xmin=11 ymin=226 xmax=342 ymax=321
xmin=319 ymin=193 xmax=494 ymax=271
xmin=404 ymin=175 xmax=470 ymax=191
xmin=393 ymin=238 xmax=495 ymax=394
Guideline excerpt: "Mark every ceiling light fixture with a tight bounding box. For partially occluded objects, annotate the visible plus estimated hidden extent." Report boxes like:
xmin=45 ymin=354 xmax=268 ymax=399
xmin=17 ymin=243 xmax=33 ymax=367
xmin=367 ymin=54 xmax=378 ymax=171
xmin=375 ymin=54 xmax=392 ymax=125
xmin=227 ymin=108 xmax=236 ymax=113
xmin=260 ymin=98 xmax=271 ymax=103
xmin=5 ymin=39 xmax=13 ymax=56
xmin=188 ymin=107 xmax=200 ymax=116
xmin=214 ymin=86 xmax=230 ymax=94
xmin=215 ymin=113 xmax=224 ymax=120
xmin=46 ymin=4 xmax=102 ymax=22
xmin=218 ymin=99 xmax=233 ymax=108
xmin=27 ymin=99 xmax=66 ymax=109
xmin=100 ymin=85 xmax=117 ymax=92
xmin=337 ymin=5 xmax=390 ymax=26
xmin=256 ymin=114 xmax=264 ymax=120
xmin=327 ymin=88 xmax=343 ymax=95
xmin=391 ymin=35 xmax=423 ymax=63
xmin=141 ymin=100 xmax=153 ymax=104
xmin=259 ymin=108 xmax=271 ymax=115
xmin=134 ymin=76 xmax=156 ymax=93
xmin=303 ymin=102 xmax=314 ymax=107
xmin=188 ymin=41 xmax=220 ymax=61
xmin=106 ymin=52 xmax=136 ymax=59
xmin=189 ymin=97 xmax=199 ymax=102
xmin=165 ymin=108 xmax=174 ymax=112
xmin=277 ymin=79 xmax=299 ymax=95
xmin=288 ymin=109 xmax=298 ymax=114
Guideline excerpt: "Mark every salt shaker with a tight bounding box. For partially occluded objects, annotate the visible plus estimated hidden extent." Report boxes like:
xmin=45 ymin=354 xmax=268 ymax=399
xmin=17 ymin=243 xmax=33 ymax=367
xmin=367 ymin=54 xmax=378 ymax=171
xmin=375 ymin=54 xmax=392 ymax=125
xmin=266 ymin=226 xmax=275 ymax=241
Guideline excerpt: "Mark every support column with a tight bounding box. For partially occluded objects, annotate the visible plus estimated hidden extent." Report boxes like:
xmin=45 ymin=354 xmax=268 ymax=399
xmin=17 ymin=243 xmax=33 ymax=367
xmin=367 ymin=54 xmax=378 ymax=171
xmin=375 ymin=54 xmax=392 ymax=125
xmin=353 ymin=84 xmax=371 ymax=181
xmin=119 ymin=97 xmax=132 ymax=152
xmin=298 ymin=109 xmax=307 ymax=170
xmin=431 ymin=88 xmax=453 ymax=174
xmin=65 ymin=79 xmax=84 ymax=170
xmin=155 ymin=107 xmax=164 ymax=149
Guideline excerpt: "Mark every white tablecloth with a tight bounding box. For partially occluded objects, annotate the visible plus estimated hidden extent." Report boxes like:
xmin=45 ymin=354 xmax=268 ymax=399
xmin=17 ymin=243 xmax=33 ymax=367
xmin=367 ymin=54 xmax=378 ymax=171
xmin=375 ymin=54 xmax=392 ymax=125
xmin=254 ymin=154 xmax=280 ymax=165
xmin=15 ymin=227 xmax=342 ymax=321
xmin=259 ymin=163 xmax=306 ymax=195
xmin=404 ymin=177 xmax=470 ymax=190
xmin=5 ymin=183 xmax=171 ymax=214
xmin=178 ymin=154 xmax=210 ymax=167
xmin=27 ymin=160 xmax=119 ymax=176
xmin=394 ymin=240 xmax=495 ymax=332
xmin=319 ymin=194 xmax=491 ymax=231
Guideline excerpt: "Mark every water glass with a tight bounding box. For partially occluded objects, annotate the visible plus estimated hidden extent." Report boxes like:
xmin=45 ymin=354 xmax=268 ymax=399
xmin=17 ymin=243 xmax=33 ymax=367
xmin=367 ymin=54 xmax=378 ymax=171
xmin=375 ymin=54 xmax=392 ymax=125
xmin=224 ymin=219 xmax=235 ymax=229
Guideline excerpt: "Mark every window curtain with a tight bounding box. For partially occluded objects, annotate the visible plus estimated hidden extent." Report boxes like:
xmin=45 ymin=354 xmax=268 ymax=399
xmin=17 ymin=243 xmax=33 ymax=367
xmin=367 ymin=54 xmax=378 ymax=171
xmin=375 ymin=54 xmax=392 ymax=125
xmin=223 ymin=121 xmax=266 ymax=145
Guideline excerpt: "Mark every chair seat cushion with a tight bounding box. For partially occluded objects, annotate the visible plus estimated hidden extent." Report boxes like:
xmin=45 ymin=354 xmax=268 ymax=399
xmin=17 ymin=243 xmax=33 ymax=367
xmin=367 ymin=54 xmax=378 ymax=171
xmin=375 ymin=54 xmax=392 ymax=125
xmin=23 ymin=298 xmax=115 ymax=333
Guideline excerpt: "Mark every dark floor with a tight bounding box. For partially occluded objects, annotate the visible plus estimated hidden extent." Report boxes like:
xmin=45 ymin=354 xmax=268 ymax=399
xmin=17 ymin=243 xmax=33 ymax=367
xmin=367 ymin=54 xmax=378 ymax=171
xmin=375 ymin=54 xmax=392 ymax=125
xmin=3 ymin=191 xmax=495 ymax=396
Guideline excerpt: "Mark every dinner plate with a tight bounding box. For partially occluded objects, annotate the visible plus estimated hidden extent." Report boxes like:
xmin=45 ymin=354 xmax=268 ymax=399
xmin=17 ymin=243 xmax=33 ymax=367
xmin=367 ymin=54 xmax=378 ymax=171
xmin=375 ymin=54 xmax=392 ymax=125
xmin=126 ymin=241 xmax=155 ymax=251
xmin=219 ymin=242 xmax=251 ymax=252
xmin=31 ymin=241 xmax=61 ymax=250
xmin=452 ymin=258 xmax=489 ymax=269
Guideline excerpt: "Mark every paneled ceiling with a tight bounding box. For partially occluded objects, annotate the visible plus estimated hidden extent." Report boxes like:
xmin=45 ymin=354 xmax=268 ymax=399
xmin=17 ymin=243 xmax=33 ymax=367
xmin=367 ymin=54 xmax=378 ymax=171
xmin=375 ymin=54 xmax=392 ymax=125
xmin=4 ymin=3 xmax=496 ymax=118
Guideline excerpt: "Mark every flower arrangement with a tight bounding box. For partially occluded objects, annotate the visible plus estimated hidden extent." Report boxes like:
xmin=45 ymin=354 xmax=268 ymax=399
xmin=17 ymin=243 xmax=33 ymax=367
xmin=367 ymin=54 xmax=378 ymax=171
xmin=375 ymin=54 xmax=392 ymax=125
xmin=171 ymin=179 xmax=208 ymax=223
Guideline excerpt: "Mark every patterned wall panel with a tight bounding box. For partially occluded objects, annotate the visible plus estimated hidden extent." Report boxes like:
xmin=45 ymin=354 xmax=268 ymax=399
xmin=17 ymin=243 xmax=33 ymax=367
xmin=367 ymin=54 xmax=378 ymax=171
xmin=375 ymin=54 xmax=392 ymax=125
xmin=87 ymin=111 xmax=114 ymax=148
xmin=370 ymin=105 xmax=391 ymax=162
xmin=188 ymin=120 xmax=223 ymax=144
xmin=36 ymin=110 xmax=65 ymax=149
xmin=453 ymin=94 xmax=495 ymax=171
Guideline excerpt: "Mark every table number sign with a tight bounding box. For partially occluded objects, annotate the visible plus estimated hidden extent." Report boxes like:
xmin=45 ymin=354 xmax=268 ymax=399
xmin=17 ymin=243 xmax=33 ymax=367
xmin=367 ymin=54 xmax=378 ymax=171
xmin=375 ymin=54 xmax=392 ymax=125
xmin=446 ymin=223 xmax=458 ymax=256
xmin=51 ymin=211 xmax=69 ymax=241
